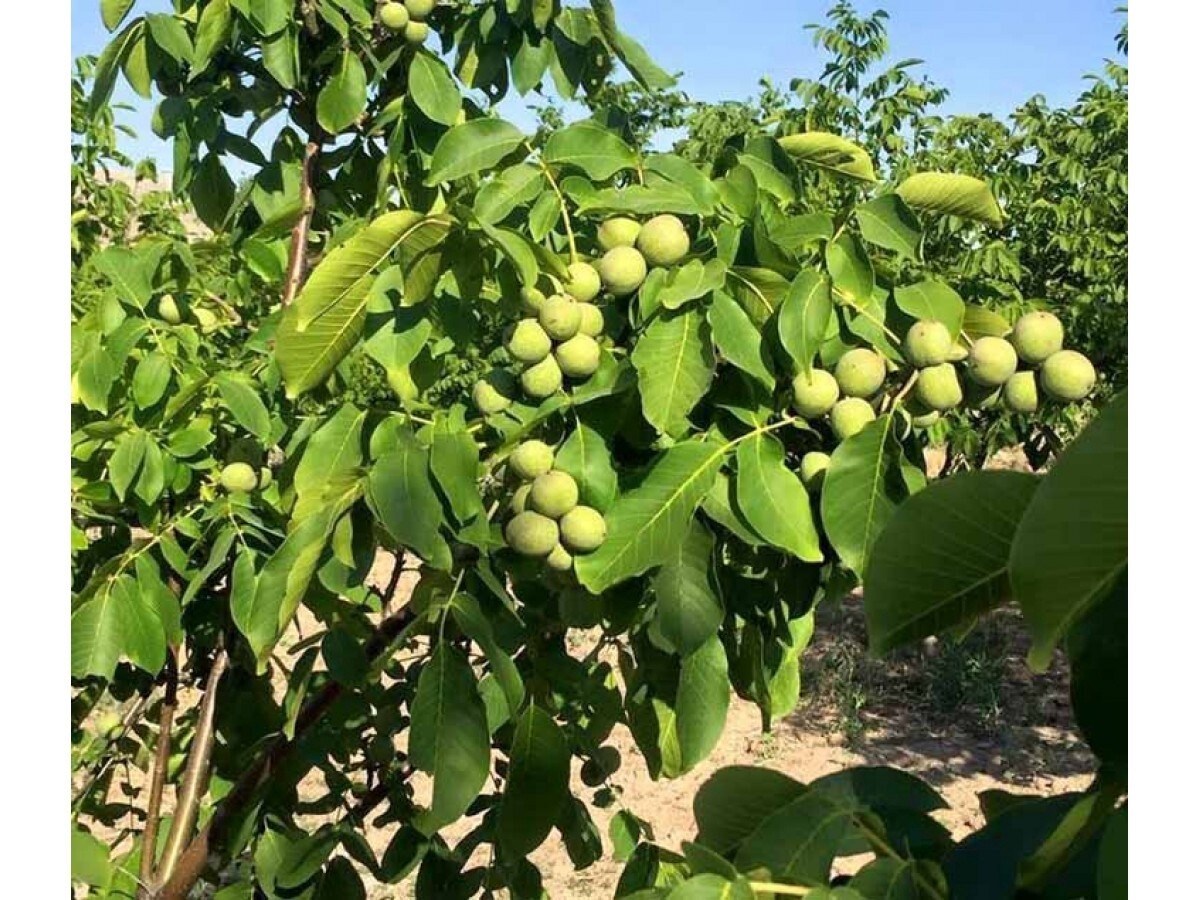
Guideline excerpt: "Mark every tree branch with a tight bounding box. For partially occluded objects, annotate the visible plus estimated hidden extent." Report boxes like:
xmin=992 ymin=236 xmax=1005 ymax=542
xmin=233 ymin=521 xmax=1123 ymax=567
xmin=281 ymin=139 xmax=322 ymax=308
xmin=155 ymin=647 xmax=229 ymax=887
xmin=138 ymin=653 xmax=178 ymax=894
xmin=158 ymin=606 xmax=417 ymax=900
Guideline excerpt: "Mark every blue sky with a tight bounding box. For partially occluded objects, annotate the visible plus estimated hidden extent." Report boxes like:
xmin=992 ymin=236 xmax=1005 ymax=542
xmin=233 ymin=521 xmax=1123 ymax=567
xmin=72 ymin=0 xmax=1124 ymax=170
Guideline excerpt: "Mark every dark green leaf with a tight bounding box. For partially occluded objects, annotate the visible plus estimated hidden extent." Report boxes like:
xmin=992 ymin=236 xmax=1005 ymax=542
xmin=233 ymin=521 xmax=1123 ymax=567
xmin=864 ymin=471 xmax=1039 ymax=655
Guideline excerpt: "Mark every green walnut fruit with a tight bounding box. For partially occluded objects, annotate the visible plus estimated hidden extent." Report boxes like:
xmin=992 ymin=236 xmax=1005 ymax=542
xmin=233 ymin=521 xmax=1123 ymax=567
xmin=835 ymin=348 xmax=887 ymax=398
xmin=403 ymin=20 xmax=429 ymax=43
xmin=966 ymin=336 xmax=1018 ymax=387
xmin=597 ymin=246 xmax=648 ymax=296
xmin=379 ymin=2 xmax=410 ymax=30
xmin=915 ymin=363 xmax=963 ymax=412
xmin=194 ymin=307 xmax=219 ymax=333
xmin=1040 ymin=350 xmax=1096 ymax=401
xmin=507 ymin=319 xmax=552 ymax=363
xmin=563 ymin=262 xmax=602 ymax=302
xmin=903 ymin=320 xmax=953 ymax=368
xmin=636 ymin=214 xmax=690 ymax=267
xmin=158 ymin=294 xmax=182 ymax=324
xmin=1003 ymin=371 xmax=1038 ymax=413
xmin=545 ymin=543 xmax=575 ymax=572
xmin=910 ymin=407 xmax=941 ymax=429
xmin=830 ymin=398 xmax=876 ymax=441
xmin=504 ymin=511 xmax=559 ymax=557
xmin=510 ymin=484 xmax=532 ymax=514
xmin=529 ymin=470 xmax=579 ymax=519
xmin=258 ymin=467 xmax=274 ymax=489
xmin=555 ymin=334 xmax=601 ymax=379
xmin=559 ymin=505 xmax=607 ymax=553
xmin=520 ymin=285 xmax=546 ymax=315
xmin=520 ymin=356 xmax=563 ymax=399
xmin=509 ymin=440 xmax=555 ymax=480
xmin=404 ymin=0 xmax=435 ymax=21
xmin=472 ymin=370 xmax=516 ymax=414
xmin=947 ymin=343 xmax=969 ymax=363
xmin=220 ymin=462 xmax=259 ymax=493
xmin=1011 ymin=311 xmax=1064 ymax=365
xmin=577 ymin=302 xmax=604 ymax=337
xmin=96 ymin=710 xmax=123 ymax=738
xmin=791 ymin=369 xmax=840 ymax=418
xmin=598 ymin=216 xmax=641 ymax=251
xmin=799 ymin=452 xmax=831 ymax=492
xmin=538 ymin=295 xmax=582 ymax=340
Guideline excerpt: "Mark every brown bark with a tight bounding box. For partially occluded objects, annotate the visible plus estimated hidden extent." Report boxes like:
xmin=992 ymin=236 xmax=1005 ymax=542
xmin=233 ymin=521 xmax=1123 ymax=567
xmin=138 ymin=654 xmax=179 ymax=894
xmin=155 ymin=648 xmax=229 ymax=887
xmin=158 ymin=607 xmax=416 ymax=900
xmin=280 ymin=140 xmax=321 ymax=309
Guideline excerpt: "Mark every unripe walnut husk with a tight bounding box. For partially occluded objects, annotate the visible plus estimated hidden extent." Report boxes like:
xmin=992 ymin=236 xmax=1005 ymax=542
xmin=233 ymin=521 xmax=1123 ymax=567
xmin=835 ymin=348 xmax=887 ymax=398
xmin=379 ymin=2 xmax=410 ymax=30
xmin=799 ymin=452 xmax=831 ymax=492
xmin=559 ymin=505 xmax=607 ymax=553
xmin=529 ymin=470 xmax=580 ymax=519
xmin=158 ymin=294 xmax=182 ymax=324
xmin=507 ymin=319 xmax=552 ymax=363
xmin=404 ymin=0 xmax=435 ymax=21
xmin=545 ymin=543 xmax=575 ymax=572
xmin=915 ymin=363 xmax=963 ymax=412
xmin=555 ymin=333 xmax=601 ymax=379
xmin=1003 ymin=371 xmax=1039 ymax=413
xmin=597 ymin=217 xmax=641 ymax=251
xmin=1011 ymin=311 xmax=1064 ymax=365
xmin=509 ymin=440 xmax=555 ymax=480
xmin=904 ymin=320 xmax=953 ymax=368
xmin=576 ymin=302 xmax=605 ymax=338
xmin=520 ymin=285 xmax=546 ymax=315
xmin=791 ymin=369 xmax=840 ymax=418
xmin=966 ymin=336 xmax=1018 ymax=387
xmin=598 ymin=246 xmax=648 ymax=296
xmin=1040 ymin=350 xmax=1096 ymax=401
xmin=510 ymin=484 xmax=532 ymax=515
xmin=636 ymin=214 xmax=690 ymax=267
xmin=520 ymin=356 xmax=563 ymax=398
xmin=220 ymin=462 xmax=259 ymax=493
xmin=403 ymin=20 xmax=429 ymax=43
xmin=830 ymin=398 xmax=876 ymax=441
xmin=538 ymin=295 xmax=582 ymax=341
xmin=563 ymin=262 xmax=601 ymax=302
xmin=504 ymin=511 xmax=559 ymax=557
xmin=472 ymin=370 xmax=516 ymax=414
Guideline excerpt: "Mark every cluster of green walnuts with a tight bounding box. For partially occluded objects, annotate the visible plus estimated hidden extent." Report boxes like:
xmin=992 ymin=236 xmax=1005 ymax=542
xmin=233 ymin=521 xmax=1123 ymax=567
xmin=471 ymin=214 xmax=690 ymax=412
xmin=377 ymin=0 xmax=434 ymax=44
xmin=501 ymin=440 xmax=608 ymax=573
xmin=791 ymin=309 xmax=1097 ymax=489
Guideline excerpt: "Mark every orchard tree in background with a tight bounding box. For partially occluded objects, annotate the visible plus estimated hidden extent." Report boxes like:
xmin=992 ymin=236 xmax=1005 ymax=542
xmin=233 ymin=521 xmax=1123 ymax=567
xmin=71 ymin=1 xmax=1120 ymax=898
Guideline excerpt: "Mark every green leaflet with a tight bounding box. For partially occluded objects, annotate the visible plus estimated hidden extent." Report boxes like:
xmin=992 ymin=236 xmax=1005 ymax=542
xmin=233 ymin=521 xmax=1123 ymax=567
xmin=409 ymin=644 xmax=492 ymax=834
xmin=821 ymin=413 xmax=911 ymax=580
xmin=735 ymin=434 xmax=822 ymax=562
xmin=576 ymin=439 xmax=724 ymax=593
xmin=631 ymin=306 xmax=715 ymax=438
xmin=276 ymin=211 xmax=450 ymax=396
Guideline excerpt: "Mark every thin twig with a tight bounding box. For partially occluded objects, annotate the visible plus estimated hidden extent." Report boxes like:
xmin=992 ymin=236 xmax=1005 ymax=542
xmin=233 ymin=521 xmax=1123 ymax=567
xmin=138 ymin=653 xmax=179 ymax=893
xmin=527 ymin=141 xmax=579 ymax=264
xmin=159 ymin=607 xmax=417 ymax=900
xmin=156 ymin=647 xmax=230 ymax=886
xmin=281 ymin=139 xmax=321 ymax=308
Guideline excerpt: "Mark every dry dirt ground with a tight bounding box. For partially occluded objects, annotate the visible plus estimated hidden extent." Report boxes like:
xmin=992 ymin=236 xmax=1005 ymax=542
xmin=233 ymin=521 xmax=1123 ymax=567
xmin=81 ymin=445 xmax=1094 ymax=896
